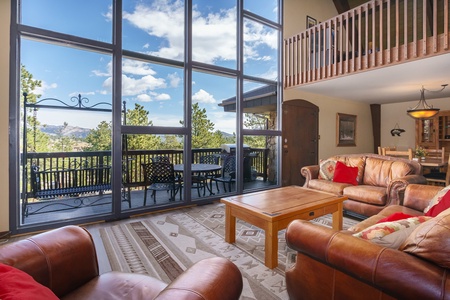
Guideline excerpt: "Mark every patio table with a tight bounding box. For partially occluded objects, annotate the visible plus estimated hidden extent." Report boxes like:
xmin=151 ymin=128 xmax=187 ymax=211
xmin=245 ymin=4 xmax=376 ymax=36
xmin=174 ymin=163 xmax=222 ymax=195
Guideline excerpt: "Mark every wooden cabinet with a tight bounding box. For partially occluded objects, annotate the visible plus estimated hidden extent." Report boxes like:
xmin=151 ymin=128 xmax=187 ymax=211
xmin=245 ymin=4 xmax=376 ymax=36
xmin=416 ymin=110 xmax=450 ymax=150
xmin=416 ymin=117 xmax=437 ymax=148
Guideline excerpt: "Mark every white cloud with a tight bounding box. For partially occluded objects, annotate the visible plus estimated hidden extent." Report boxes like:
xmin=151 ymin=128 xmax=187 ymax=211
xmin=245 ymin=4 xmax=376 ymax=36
xmin=68 ymin=91 xmax=95 ymax=97
xmin=121 ymin=74 xmax=166 ymax=96
xmin=155 ymin=93 xmax=171 ymax=101
xmin=136 ymin=94 xmax=151 ymax=102
xmin=103 ymin=5 xmax=113 ymax=22
xmin=132 ymin=92 xmax=171 ymax=103
xmin=34 ymin=81 xmax=57 ymax=96
xmin=192 ymin=89 xmax=216 ymax=104
xmin=167 ymin=72 xmax=181 ymax=88
xmin=122 ymin=59 xmax=157 ymax=76
xmin=123 ymin=1 xmax=185 ymax=61
xmin=190 ymin=8 xmax=237 ymax=63
xmin=100 ymin=62 xmax=167 ymax=97
xmin=123 ymin=1 xmax=275 ymax=64
xmin=209 ymin=111 xmax=236 ymax=135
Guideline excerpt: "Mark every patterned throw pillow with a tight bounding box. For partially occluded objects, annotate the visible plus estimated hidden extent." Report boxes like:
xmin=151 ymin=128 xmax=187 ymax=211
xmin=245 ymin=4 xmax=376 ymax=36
xmin=318 ymin=159 xmax=336 ymax=181
xmin=424 ymin=185 xmax=450 ymax=214
xmin=353 ymin=216 xmax=432 ymax=249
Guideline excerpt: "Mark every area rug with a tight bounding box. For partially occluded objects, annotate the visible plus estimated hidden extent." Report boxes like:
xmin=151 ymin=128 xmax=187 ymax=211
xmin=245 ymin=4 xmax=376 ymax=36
xmin=99 ymin=202 xmax=359 ymax=300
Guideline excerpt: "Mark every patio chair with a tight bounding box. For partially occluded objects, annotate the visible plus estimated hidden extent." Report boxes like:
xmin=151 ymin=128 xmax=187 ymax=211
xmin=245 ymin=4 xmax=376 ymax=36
xmin=151 ymin=155 xmax=171 ymax=163
xmin=193 ymin=154 xmax=220 ymax=196
xmin=211 ymin=155 xmax=236 ymax=193
xmin=141 ymin=162 xmax=182 ymax=205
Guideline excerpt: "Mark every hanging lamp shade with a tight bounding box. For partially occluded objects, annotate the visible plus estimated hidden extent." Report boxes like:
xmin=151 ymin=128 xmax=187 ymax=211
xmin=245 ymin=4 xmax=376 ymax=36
xmin=407 ymin=87 xmax=440 ymax=119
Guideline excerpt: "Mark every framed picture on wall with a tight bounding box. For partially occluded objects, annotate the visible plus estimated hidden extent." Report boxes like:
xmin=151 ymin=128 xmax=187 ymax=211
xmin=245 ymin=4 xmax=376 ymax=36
xmin=337 ymin=113 xmax=357 ymax=147
xmin=307 ymin=16 xmax=317 ymax=28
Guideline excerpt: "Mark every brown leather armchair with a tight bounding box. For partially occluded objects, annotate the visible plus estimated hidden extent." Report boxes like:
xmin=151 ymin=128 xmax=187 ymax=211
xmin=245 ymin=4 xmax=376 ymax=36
xmin=0 ymin=225 xmax=243 ymax=300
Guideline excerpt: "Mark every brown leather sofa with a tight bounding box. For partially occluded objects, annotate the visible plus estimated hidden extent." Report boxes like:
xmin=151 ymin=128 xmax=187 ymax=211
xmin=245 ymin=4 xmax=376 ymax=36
xmin=301 ymin=153 xmax=427 ymax=217
xmin=285 ymin=184 xmax=450 ymax=300
xmin=0 ymin=225 xmax=243 ymax=300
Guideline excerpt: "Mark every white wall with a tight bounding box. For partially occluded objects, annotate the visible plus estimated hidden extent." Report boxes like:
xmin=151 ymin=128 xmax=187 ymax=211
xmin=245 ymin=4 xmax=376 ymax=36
xmin=0 ymin=0 xmax=10 ymax=232
xmin=381 ymin=97 xmax=450 ymax=150
xmin=284 ymin=89 xmax=374 ymax=160
xmin=284 ymin=0 xmax=374 ymax=160
xmin=284 ymin=0 xmax=338 ymax=37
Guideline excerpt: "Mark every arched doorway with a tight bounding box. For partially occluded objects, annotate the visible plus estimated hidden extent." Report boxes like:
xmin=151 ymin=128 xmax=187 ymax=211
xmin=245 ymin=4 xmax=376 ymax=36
xmin=282 ymin=99 xmax=319 ymax=186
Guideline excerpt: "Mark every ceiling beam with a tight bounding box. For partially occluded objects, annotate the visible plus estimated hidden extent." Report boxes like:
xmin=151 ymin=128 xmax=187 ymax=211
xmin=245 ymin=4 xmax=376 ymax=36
xmin=332 ymin=0 xmax=351 ymax=14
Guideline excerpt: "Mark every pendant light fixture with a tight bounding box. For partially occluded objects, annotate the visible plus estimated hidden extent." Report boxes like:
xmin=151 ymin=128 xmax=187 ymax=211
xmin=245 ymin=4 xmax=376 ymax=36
xmin=407 ymin=84 xmax=448 ymax=119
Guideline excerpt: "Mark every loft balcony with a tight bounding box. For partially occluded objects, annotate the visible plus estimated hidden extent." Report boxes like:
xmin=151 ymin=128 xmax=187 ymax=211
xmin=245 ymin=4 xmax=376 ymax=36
xmin=284 ymin=0 xmax=450 ymax=89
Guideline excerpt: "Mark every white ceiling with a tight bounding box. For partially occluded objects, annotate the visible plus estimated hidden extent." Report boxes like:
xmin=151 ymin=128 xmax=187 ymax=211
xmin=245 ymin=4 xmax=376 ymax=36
xmin=295 ymin=52 xmax=450 ymax=105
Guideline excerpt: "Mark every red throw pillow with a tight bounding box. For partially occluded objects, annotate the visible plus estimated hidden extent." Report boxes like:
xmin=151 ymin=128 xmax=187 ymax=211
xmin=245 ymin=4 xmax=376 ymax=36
xmin=425 ymin=190 xmax=450 ymax=217
xmin=332 ymin=161 xmax=358 ymax=185
xmin=377 ymin=212 xmax=415 ymax=223
xmin=0 ymin=263 xmax=58 ymax=300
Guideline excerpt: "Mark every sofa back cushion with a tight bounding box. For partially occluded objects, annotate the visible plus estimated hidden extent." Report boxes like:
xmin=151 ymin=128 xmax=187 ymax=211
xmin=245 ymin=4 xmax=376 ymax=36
xmin=318 ymin=159 xmax=336 ymax=180
xmin=329 ymin=155 xmax=365 ymax=184
xmin=363 ymin=157 xmax=414 ymax=187
xmin=400 ymin=207 xmax=450 ymax=268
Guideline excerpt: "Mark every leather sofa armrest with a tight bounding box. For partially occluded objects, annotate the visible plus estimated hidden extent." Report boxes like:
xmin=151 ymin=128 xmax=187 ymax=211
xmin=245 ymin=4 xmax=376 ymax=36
xmin=301 ymin=165 xmax=319 ymax=187
xmin=386 ymin=174 xmax=427 ymax=205
xmin=155 ymin=257 xmax=243 ymax=300
xmin=403 ymin=183 xmax=442 ymax=211
xmin=0 ymin=226 xmax=99 ymax=298
xmin=286 ymin=220 xmax=447 ymax=300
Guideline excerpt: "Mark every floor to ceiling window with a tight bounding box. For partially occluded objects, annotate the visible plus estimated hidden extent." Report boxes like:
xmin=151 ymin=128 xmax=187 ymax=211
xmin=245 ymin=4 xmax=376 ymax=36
xmin=10 ymin=0 xmax=282 ymax=233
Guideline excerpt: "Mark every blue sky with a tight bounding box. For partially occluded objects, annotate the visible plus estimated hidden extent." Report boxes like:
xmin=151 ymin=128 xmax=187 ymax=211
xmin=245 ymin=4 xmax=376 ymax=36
xmin=20 ymin=0 xmax=279 ymax=134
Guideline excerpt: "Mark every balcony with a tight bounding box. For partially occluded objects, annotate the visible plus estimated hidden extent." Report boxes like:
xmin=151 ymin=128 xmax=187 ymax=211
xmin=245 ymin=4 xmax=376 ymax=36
xmin=284 ymin=0 xmax=450 ymax=88
xmin=21 ymin=148 xmax=271 ymax=224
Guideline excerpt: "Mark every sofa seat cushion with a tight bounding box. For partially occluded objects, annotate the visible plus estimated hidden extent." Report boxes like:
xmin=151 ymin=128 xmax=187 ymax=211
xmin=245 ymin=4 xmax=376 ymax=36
xmin=61 ymin=272 xmax=167 ymax=300
xmin=343 ymin=185 xmax=386 ymax=205
xmin=363 ymin=158 xmax=414 ymax=187
xmin=307 ymin=179 xmax=351 ymax=195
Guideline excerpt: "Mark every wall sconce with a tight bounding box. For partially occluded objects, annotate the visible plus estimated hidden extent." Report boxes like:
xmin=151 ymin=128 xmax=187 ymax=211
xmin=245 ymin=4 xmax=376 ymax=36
xmin=407 ymin=84 xmax=448 ymax=119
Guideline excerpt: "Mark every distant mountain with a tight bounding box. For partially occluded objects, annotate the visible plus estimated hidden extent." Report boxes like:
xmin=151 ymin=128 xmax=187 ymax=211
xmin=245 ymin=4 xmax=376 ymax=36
xmin=220 ymin=131 xmax=234 ymax=138
xmin=39 ymin=125 xmax=91 ymax=139
xmin=38 ymin=125 xmax=233 ymax=140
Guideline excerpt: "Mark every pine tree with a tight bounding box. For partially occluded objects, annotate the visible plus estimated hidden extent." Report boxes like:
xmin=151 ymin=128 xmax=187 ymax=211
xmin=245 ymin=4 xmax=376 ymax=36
xmin=84 ymin=121 xmax=112 ymax=151
xmin=21 ymin=64 xmax=51 ymax=152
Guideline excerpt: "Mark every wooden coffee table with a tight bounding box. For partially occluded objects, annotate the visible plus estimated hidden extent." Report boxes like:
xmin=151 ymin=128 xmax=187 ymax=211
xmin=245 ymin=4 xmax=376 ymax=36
xmin=220 ymin=186 xmax=347 ymax=269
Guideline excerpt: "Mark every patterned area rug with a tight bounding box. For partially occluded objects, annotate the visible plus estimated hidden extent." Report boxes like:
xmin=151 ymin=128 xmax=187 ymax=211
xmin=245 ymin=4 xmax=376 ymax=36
xmin=100 ymin=202 xmax=359 ymax=300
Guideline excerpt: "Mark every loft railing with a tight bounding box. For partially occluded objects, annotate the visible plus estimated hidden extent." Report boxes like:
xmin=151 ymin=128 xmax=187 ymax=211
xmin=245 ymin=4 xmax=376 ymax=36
xmin=284 ymin=0 xmax=450 ymax=87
